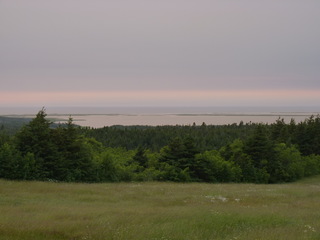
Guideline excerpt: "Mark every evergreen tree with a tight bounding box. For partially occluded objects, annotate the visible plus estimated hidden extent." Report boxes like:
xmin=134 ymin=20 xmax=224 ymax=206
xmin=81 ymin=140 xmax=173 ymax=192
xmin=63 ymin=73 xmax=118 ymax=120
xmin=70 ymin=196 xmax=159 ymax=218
xmin=0 ymin=132 xmax=10 ymax=147
xmin=159 ymin=137 xmax=185 ymax=167
xmin=15 ymin=108 xmax=58 ymax=179
xmin=244 ymin=124 xmax=275 ymax=182
xmin=53 ymin=118 xmax=96 ymax=182
xmin=271 ymin=117 xmax=290 ymax=144
xmin=158 ymin=137 xmax=191 ymax=181
xmin=181 ymin=136 xmax=200 ymax=180
xmin=132 ymin=145 xmax=149 ymax=169
xmin=245 ymin=125 xmax=274 ymax=167
xmin=222 ymin=139 xmax=256 ymax=182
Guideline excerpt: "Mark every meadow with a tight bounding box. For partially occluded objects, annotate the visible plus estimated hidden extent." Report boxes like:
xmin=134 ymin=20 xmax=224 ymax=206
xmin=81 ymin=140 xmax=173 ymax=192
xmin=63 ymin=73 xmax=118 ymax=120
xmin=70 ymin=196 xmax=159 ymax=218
xmin=0 ymin=177 xmax=319 ymax=240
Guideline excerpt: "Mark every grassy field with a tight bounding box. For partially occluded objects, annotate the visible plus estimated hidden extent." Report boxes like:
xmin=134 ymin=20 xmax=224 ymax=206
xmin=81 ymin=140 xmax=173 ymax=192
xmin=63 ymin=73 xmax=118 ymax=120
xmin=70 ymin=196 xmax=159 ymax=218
xmin=0 ymin=177 xmax=320 ymax=240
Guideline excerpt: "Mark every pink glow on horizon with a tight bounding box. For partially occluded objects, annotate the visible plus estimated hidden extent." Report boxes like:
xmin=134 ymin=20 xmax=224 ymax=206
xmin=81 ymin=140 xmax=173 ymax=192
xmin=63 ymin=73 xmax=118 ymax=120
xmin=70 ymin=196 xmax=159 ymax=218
xmin=1 ymin=89 xmax=320 ymax=107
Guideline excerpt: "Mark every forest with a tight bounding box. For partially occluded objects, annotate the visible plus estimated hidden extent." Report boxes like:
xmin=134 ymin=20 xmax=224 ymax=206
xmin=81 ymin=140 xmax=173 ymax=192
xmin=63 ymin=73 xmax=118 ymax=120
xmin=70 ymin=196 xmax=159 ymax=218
xmin=0 ymin=109 xmax=320 ymax=183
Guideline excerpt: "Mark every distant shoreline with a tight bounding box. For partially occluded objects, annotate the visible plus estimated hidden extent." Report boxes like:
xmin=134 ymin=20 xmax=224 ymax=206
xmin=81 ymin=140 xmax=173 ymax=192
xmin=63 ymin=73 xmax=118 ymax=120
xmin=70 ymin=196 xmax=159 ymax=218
xmin=38 ymin=113 xmax=320 ymax=128
xmin=1 ymin=106 xmax=319 ymax=128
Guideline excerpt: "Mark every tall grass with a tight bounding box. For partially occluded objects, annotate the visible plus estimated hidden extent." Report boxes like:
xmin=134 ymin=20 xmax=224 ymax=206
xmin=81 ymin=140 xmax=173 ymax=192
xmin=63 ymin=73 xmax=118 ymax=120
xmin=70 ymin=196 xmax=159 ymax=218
xmin=1 ymin=177 xmax=320 ymax=240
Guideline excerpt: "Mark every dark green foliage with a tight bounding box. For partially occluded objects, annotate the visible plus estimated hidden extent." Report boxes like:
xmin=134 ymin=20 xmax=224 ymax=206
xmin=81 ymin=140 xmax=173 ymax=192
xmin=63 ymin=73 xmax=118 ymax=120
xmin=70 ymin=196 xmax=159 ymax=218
xmin=52 ymin=118 xmax=96 ymax=181
xmin=15 ymin=108 xmax=57 ymax=179
xmin=0 ymin=132 xmax=10 ymax=147
xmin=80 ymin=123 xmax=255 ymax=152
xmin=1 ymin=111 xmax=320 ymax=183
xmin=157 ymin=137 xmax=200 ymax=181
xmin=271 ymin=118 xmax=291 ymax=144
xmin=0 ymin=143 xmax=20 ymax=179
xmin=132 ymin=146 xmax=149 ymax=169
xmin=303 ymin=155 xmax=320 ymax=177
xmin=97 ymin=152 xmax=119 ymax=182
xmin=195 ymin=150 xmax=241 ymax=182
xmin=221 ymin=139 xmax=257 ymax=182
xmin=0 ymin=142 xmax=37 ymax=180
xmin=10 ymin=110 xmax=98 ymax=182
xmin=244 ymin=124 xmax=277 ymax=183
xmin=273 ymin=143 xmax=304 ymax=182
xmin=245 ymin=125 xmax=274 ymax=168
xmin=0 ymin=116 xmax=32 ymax=135
xmin=158 ymin=138 xmax=190 ymax=181
xmin=293 ymin=116 xmax=320 ymax=155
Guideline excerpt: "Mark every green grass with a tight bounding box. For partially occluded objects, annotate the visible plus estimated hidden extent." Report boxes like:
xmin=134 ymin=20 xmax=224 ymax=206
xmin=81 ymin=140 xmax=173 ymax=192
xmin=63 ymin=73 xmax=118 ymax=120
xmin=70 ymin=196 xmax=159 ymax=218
xmin=1 ymin=177 xmax=320 ymax=240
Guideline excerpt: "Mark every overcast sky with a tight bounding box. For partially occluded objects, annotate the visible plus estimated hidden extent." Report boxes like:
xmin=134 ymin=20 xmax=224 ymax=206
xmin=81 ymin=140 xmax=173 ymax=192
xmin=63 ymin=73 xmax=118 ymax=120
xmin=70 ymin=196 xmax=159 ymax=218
xmin=1 ymin=0 xmax=320 ymax=107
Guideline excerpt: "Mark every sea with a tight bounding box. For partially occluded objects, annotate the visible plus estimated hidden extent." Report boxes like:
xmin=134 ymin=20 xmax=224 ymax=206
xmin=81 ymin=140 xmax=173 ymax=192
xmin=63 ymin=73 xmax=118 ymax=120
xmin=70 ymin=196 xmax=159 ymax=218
xmin=1 ymin=106 xmax=320 ymax=128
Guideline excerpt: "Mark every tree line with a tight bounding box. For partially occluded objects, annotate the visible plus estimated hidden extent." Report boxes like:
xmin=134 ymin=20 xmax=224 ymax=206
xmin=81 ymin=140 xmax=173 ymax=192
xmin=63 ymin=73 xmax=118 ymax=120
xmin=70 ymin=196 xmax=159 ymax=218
xmin=0 ymin=109 xmax=320 ymax=183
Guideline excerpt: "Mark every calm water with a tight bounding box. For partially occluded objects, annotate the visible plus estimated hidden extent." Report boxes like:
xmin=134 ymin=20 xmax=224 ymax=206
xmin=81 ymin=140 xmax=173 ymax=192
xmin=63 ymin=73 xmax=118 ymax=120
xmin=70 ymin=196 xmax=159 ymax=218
xmin=61 ymin=114 xmax=317 ymax=128
xmin=1 ymin=106 xmax=319 ymax=128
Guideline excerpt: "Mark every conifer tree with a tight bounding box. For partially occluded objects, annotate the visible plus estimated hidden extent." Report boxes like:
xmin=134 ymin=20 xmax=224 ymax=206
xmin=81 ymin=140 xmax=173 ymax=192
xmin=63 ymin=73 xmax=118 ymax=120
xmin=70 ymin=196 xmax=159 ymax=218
xmin=244 ymin=124 xmax=275 ymax=182
xmin=15 ymin=108 xmax=58 ymax=179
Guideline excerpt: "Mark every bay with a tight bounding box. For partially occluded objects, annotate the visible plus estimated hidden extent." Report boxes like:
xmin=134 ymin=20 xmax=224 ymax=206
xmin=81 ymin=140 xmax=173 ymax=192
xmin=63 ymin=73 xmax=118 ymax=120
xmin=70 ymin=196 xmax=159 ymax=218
xmin=1 ymin=106 xmax=319 ymax=128
xmin=55 ymin=113 xmax=317 ymax=128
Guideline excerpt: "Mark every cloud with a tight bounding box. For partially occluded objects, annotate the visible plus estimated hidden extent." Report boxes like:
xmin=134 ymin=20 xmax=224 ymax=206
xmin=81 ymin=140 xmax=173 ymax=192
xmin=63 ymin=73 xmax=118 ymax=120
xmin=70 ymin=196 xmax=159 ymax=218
xmin=1 ymin=0 xmax=320 ymax=106
xmin=1 ymin=89 xmax=320 ymax=107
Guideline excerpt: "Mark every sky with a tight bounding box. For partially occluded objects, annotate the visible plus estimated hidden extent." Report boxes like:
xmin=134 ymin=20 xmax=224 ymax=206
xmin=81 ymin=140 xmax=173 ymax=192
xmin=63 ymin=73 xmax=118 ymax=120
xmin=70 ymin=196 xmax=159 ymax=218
xmin=1 ymin=0 xmax=320 ymax=108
